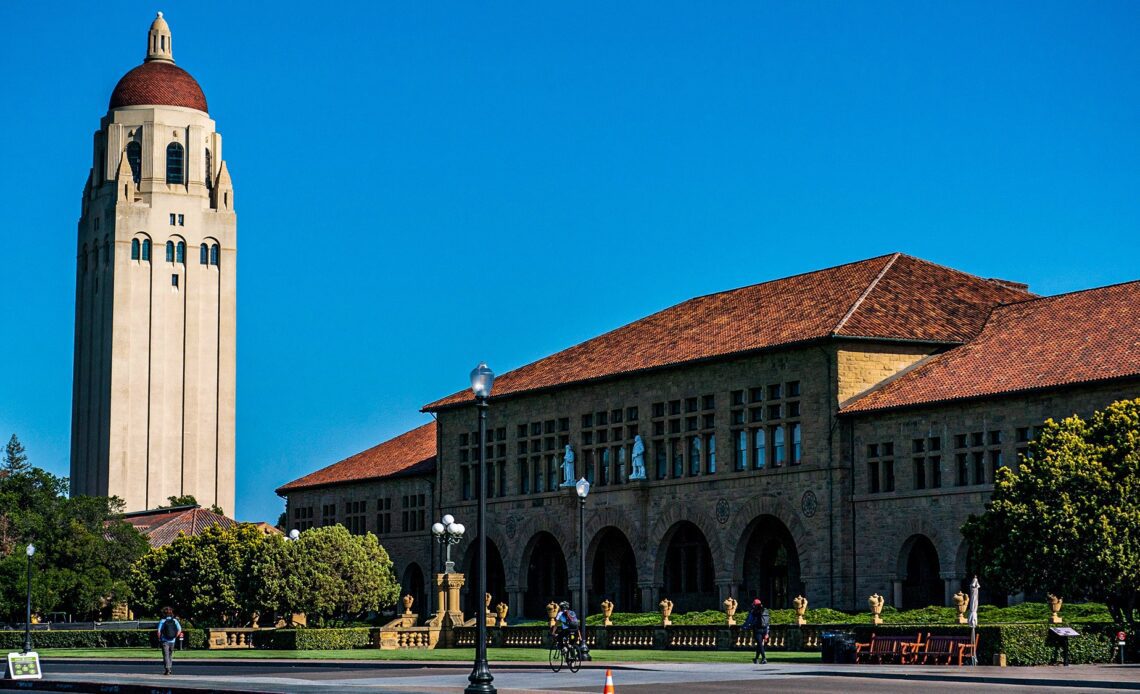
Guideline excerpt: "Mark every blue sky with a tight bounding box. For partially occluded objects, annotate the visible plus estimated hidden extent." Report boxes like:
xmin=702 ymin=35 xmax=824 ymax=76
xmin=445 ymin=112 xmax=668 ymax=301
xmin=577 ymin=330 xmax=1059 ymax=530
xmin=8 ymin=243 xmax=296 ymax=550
xmin=1 ymin=1 xmax=1137 ymax=523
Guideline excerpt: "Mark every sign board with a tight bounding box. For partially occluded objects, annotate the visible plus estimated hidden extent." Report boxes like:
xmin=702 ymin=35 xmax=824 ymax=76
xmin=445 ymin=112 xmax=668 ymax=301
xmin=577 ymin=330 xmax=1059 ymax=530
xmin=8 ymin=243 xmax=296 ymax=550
xmin=6 ymin=651 xmax=42 ymax=680
xmin=1050 ymin=627 xmax=1080 ymax=637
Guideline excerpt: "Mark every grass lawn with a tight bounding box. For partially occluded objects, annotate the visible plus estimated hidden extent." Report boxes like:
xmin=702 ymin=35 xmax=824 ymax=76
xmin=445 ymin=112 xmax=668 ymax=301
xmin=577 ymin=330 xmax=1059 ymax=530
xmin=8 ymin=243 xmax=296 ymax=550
xmin=38 ymin=647 xmax=820 ymax=664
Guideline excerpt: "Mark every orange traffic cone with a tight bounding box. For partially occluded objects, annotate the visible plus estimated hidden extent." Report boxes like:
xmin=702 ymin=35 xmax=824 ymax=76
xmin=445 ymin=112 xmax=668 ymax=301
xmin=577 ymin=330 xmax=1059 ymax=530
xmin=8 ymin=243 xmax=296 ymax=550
xmin=602 ymin=668 xmax=615 ymax=693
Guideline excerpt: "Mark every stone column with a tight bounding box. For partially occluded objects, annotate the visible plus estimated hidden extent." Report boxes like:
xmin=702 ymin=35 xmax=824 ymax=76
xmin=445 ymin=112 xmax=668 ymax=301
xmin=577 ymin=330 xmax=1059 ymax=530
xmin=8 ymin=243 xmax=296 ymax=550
xmin=942 ymin=574 xmax=960 ymax=607
xmin=639 ymin=581 xmax=660 ymax=613
xmin=892 ymin=580 xmax=903 ymax=609
xmin=434 ymin=574 xmax=448 ymax=620
xmin=715 ymin=579 xmax=735 ymax=607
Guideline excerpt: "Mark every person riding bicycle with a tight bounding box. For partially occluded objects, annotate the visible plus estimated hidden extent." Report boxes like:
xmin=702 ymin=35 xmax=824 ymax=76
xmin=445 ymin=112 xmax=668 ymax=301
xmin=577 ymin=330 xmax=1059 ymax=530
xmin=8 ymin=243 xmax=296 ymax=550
xmin=551 ymin=600 xmax=581 ymax=650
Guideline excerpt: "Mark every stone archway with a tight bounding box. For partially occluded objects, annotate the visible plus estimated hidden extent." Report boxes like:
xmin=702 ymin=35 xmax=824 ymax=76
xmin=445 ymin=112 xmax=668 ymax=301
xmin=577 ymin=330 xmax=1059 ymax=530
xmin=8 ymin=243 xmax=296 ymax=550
xmin=400 ymin=562 xmax=426 ymax=622
xmin=522 ymin=531 xmax=569 ymax=618
xmin=737 ymin=515 xmax=802 ymax=609
xmin=588 ymin=526 xmax=638 ymax=613
xmin=461 ymin=538 xmax=507 ymax=617
xmin=898 ymin=534 xmax=942 ymax=609
xmin=659 ymin=521 xmax=716 ymax=613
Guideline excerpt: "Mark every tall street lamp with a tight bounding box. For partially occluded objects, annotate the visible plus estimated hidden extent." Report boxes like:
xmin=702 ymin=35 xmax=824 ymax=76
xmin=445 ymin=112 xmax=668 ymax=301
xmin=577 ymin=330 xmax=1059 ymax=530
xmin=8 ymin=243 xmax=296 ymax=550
xmin=465 ymin=361 xmax=496 ymax=694
xmin=575 ymin=478 xmax=591 ymax=660
xmin=24 ymin=543 xmax=35 ymax=654
xmin=431 ymin=514 xmax=465 ymax=573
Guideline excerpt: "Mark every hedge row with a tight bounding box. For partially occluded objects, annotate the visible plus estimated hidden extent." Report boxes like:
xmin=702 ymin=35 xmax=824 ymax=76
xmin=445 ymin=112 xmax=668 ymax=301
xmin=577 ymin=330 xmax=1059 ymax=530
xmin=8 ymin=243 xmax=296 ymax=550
xmin=849 ymin=623 xmax=1114 ymax=666
xmin=0 ymin=629 xmax=206 ymax=650
xmin=251 ymin=628 xmax=377 ymax=650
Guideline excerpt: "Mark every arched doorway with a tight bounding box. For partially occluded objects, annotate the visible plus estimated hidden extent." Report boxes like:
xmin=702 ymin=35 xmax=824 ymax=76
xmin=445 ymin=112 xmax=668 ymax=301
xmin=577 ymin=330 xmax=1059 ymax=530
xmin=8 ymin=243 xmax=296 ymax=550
xmin=739 ymin=515 xmax=802 ymax=609
xmin=462 ymin=539 xmax=507 ymax=617
xmin=661 ymin=522 xmax=715 ymax=613
xmin=401 ymin=563 xmax=426 ymax=622
xmin=900 ymin=535 xmax=942 ymax=609
xmin=590 ymin=527 xmax=638 ymax=613
xmin=524 ymin=532 xmax=568 ymax=618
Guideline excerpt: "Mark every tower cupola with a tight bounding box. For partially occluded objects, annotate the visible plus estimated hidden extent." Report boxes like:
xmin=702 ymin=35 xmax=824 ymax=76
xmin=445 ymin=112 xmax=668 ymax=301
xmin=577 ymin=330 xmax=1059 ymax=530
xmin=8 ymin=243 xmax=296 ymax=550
xmin=146 ymin=12 xmax=174 ymax=62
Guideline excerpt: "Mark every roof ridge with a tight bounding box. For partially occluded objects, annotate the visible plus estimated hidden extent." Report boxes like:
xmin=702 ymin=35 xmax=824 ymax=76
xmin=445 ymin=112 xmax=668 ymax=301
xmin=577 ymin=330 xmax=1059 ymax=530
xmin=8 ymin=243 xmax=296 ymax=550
xmin=894 ymin=252 xmax=1036 ymax=298
xmin=831 ymin=253 xmax=900 ymax=335
xmin=681 ymin=252 xmax=899 ymax=305
xmin=991 ymin=276 xmax=1140 ymax=311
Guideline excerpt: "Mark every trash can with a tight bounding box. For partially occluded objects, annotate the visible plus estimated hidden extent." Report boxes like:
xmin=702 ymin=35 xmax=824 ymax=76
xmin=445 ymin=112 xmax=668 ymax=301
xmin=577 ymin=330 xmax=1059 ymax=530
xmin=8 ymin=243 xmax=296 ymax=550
xmin=834 ymin=634 xmax=857 ymax=664
xmin=819 ymin=632 xmax=838 ymax=663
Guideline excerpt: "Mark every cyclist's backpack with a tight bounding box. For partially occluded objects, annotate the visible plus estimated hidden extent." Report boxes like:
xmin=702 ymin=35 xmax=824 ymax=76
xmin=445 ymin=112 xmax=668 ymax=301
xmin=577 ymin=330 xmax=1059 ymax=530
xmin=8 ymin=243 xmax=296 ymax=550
xmin=160 ymin=618 xmax=179 ymax=640
xmin=563 ymin=610 xmax=580 ymax=628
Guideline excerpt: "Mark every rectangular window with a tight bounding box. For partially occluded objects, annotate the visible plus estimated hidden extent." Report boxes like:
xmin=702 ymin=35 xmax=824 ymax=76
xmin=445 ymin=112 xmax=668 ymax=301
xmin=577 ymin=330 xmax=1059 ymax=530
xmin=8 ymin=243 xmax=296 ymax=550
xmin=702 ymin=413 xmax=715 ymax=429
xmin=652 ymin=402 xmax=665 ymax=418
xmin=685 ymin=397 xmax=698 ymax=413
xmin=971 ymin=432 xmax=984 ymax=447
xmin=654 ymin=442 xmax=667 ymax=481
xmin=611 ymin=409 xmax=623 ymax=424
xmin=787 ymin=381 xmax=801 ymax=397
xmin=546 ymin=455 xmax=557 ymax=490
xmin=518 ymin=459 xmax=529 ymax=494
xmin=791 ymin=423 xmax=802 ymax=464
xmin=753 ymin=429 xmax=766 ymax=470
xmin=868 ymin=461 xmax=880 ymax=493
xmin=617 ymin=446 xmax=627 ymax=483
xmin=599 ymin=449 xmax=610 ymax=486
xmin=768 ymin=384 xmax=783 ymax=400
xmin=731 ymin=410 xmax=745 ymax=425
xmin=883 ymin=460 xmax=895 ymax=492
xmin=177 ymin=214 xmax=185 ymax=226
xmin=585 ymin=449 xmax=595 ymax=485
xmin=929 ymin=455 xmax=942 ymax=488
xmin=772 ymin=426 xmax=786 ymax=466
xmin=973 ymin=451 xmax=986 ymax=484
xmin=671 ymin=439 xmax=684 ymax=478
xmin=686 ymin=416 xmax=698 ymax=432
xmin=171 ymin=274 xmax=179 ymax=288
xmin=913 ymin=458 xmax=926 ymax=490
xmin=988 ymin=430 xmax=1002 ymax=446
xmin=706 ymin=434 xmax=716 ymax=474
xmin=957 ymin=453 xmax=969 ymax=486
xmin=688 ymin=436 xmax=701 ymax=476
xmin=989 ymin=450 xmax=1002 ymax=480
xmin=750 ymin=387 xmax=764 ymax=403
xmin=169 ymin=213 xmax=176 ymax=225
xmin=597 ymin=411 xmax=608 ymax=426
xmin=558 ymin=417 xmax=570 ymax=431
xmin=669 ymin=400 xmax=681 ymax=416
xmin=702 ymin=394 xmax=716 ymax=410
xmin=731 ymin=390 xmax=745 ymax=406
xmin=626 ymin=407 xmax=638 ymax=421
xmin=734 ymin=431 xmax=747 ymax=471
xmin=532 ymin=457 xmax=543 ymax=493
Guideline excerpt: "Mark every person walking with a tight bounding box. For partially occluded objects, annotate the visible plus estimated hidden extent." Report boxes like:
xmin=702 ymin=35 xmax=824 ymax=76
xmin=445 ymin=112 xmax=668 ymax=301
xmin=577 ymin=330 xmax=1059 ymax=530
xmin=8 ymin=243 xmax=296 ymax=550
xmin=742 ymin=598 xmax=770 ymax=664
xmin=156 ymin=606 xmax=183 ymax=676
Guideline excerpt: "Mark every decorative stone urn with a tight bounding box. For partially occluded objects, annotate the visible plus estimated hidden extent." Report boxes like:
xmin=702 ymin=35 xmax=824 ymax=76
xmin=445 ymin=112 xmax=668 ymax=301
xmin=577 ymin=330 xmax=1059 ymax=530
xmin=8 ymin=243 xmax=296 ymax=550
xmin=660 ymin=598 xmax=674 ymax=627
xmin=485 ymin=593 xmax=495 ymax=626
xmin=601 ymin=599 xmax=615 ymax=626
xmin=953 ymin=591 xmax=969 ymax=624
xmin=546 ymin=601 xmax=560 ymax=627
xmin=1048 ymin=594 xmax=1063 ymax=624
xmin=868 ymin=593 xmax=885 ymax=626
xmin=793 ymin=595 xmax=808 ymax=626
xmin=495 ymin=602 xmax=509 ymax=628
xmin=723 ymin=596 xmax=738 ymax=626
xmin=402 ymin=594 xmax=414 ymax=615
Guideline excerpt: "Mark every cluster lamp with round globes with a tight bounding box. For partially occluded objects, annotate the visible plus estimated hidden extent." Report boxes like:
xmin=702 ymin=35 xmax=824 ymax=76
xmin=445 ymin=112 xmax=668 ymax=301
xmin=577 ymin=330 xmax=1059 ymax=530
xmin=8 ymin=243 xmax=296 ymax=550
xmin=433 ymin=514 xmax=465 ymax=574
xmin=465 ymin=361 xmax=496 ymax=694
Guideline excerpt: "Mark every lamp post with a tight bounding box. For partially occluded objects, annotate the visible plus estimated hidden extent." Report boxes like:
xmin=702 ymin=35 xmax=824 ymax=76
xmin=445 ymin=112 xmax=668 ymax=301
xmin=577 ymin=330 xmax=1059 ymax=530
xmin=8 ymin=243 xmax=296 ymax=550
xmin=24 ymin=543 xmax=35 ymax=654
xmin=575 ymin=478 xmax=591 ymax=660
xmin=465 ymin=362 xmax=496 ymax=694
xmin=431 ymin=514 xmax=465 ymax=573
xmin=288 ymin=529 xmax=301 ymax=541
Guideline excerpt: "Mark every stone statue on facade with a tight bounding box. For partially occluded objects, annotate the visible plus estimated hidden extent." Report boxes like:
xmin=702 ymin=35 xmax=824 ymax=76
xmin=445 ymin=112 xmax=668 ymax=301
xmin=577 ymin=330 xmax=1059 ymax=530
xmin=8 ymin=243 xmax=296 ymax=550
xmin=629 ymin=435 xmax=647 ymax=480
xmin=561 ymin=445 xmax=576 ymax=487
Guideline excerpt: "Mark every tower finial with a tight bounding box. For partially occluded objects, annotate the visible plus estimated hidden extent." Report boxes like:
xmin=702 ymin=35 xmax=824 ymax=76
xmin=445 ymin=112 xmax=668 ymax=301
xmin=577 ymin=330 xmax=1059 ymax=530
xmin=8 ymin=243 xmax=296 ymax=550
xmin=146 ymin=12 xmax=174 ymax=63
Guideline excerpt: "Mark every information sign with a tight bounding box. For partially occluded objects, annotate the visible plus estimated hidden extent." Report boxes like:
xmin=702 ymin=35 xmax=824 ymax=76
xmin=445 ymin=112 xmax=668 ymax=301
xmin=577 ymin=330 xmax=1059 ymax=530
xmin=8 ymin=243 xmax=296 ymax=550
xmin=6 ymin=651 xmax=42 ymax=680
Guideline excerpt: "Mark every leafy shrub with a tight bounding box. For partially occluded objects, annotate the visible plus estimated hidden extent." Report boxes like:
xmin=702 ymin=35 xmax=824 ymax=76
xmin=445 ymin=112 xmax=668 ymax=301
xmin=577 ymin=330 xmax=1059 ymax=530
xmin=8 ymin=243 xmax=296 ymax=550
xmin=251 ymin=627 xmax=376 ymax=650
xmin=0 ymin=629 xmax=205 ymax=649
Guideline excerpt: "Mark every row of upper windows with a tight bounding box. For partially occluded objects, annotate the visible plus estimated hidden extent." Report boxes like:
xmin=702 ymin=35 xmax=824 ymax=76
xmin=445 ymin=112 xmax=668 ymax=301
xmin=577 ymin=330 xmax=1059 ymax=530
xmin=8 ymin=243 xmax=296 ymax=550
xmin=129 ymin=238 xmax=220 ymax=266
xmin=124 ymin=141 xmax=212 ymax=188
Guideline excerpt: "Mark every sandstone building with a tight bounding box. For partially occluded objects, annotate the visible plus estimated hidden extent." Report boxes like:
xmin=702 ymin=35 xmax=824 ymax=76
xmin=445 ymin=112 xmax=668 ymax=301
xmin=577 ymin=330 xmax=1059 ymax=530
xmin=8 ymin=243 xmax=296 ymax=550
xmin=279 ymin=265 xmax=1137 ymax=616
xmin=71 ymin=14 xmax=236 ymax=514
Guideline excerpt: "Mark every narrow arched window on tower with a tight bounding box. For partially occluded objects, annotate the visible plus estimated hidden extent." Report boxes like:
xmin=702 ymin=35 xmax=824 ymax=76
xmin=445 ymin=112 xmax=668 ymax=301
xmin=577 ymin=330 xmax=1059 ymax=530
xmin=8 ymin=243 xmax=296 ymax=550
xmin=131 ymin=239 xmax=140 ymax=260
xmin=82 ymin=244 xmax=89 ymax=273
xmin=92 ymin=245 xmax=99 ymax=268
xmin=166 ymin=142 xmax=184 ymax=184
xmin=141 ymin=239 xmax=151 ymax=261
xmin=200 ymin=243 xmax=209 ymax=265
xmin=165 ymin=240 xmax=174 ymax=263
xmin=210 ymin=243 xmax=219 ymax=266
xmin=126 ymin=141 xmax=142 ymax=183
xmin=204 ymin=148 xmax=213 ymax=192
xmin=104 ymin=237 xmax=110 ymax=265
xmin=176 ymin=241 xmax=185 ymax=264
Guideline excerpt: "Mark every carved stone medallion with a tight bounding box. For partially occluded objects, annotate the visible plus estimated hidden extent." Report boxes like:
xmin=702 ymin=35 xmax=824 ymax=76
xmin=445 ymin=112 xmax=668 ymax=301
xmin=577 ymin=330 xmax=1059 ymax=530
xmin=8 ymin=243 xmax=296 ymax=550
xmin=715 ymin=498 xmax=730 ymax=525
xmin=801 ymin=490 xmax=818 ymax=518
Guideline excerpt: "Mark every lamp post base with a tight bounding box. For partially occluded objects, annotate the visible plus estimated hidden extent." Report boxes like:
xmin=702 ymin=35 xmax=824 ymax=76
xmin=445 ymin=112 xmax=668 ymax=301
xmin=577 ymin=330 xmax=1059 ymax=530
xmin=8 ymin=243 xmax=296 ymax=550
xmin=465 ymin=660 xmax=496 ymax=693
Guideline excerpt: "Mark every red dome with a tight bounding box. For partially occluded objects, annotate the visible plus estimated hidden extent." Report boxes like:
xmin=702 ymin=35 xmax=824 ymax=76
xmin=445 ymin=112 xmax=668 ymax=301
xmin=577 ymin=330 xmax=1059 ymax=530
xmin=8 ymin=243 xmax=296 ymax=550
xmin=109 ymin=61 xmax=208 ymax=113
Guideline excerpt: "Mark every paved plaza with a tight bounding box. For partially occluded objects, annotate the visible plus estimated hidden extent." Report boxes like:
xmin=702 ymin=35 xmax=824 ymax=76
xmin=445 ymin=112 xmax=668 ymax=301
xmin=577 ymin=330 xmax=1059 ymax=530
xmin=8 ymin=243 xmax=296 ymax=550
xmin=6 ymin=659 xmax=1140 ymax=694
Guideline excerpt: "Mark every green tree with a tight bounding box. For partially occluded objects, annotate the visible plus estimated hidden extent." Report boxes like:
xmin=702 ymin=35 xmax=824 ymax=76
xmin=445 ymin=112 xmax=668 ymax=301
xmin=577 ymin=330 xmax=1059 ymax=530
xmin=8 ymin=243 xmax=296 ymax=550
xmin=963 ymin=398 xmax=1140 ymax=625
xmin=3 ymin=434 xmax=29 ymax=475
xmin=286 ymin=525 xmax=400 ymax=625
xmin=0 ymin=453 xmax=148 ymax=621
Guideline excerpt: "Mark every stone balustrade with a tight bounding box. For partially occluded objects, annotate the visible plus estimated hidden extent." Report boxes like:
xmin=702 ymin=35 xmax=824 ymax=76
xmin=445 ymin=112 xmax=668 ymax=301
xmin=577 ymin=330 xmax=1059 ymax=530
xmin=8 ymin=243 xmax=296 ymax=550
xmin=205 ymin=628 xmax=257 ymax=649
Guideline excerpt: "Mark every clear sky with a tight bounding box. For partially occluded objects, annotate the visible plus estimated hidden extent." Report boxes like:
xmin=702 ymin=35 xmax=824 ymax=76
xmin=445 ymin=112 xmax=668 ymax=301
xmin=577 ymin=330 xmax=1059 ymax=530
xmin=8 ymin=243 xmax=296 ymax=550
xmin=1 ymin=1 xmax=1137 ymax=523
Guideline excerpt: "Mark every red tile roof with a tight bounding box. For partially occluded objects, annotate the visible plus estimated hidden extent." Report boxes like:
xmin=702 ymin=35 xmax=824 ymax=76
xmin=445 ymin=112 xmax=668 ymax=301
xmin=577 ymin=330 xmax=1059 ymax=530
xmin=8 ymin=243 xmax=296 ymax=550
xmin=423 ymin=254 xmax=1032 ymax=411
xmin=122 ymin=506 xmax=238 ymax=548
xmin=276 ymin=421 xmax=437 ymax=494
xmin=842 ymin=280 xmax=1140 ymax=413
xmin=110 ymin=61 xmax=208 ymax=113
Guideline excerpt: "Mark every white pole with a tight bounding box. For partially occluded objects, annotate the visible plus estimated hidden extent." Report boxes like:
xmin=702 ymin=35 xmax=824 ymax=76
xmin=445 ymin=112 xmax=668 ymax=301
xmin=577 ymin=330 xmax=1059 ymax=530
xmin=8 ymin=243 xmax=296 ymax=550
xmin=968 ymin=576 xmax=980 ymax=666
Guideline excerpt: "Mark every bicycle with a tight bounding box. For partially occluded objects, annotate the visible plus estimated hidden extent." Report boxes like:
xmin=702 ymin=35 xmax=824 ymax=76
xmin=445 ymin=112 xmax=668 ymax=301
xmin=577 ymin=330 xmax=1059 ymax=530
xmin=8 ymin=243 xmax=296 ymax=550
xmin=548 ymin=631 xmax=583 ymax=673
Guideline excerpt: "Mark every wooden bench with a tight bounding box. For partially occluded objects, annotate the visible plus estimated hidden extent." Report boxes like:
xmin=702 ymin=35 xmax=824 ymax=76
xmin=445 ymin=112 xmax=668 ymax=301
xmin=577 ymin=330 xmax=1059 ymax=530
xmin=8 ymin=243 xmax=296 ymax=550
xmin=854 ymin=633 xmax=924 ymax=664
xmin=917 ymin=633 xmax=979 ymax=665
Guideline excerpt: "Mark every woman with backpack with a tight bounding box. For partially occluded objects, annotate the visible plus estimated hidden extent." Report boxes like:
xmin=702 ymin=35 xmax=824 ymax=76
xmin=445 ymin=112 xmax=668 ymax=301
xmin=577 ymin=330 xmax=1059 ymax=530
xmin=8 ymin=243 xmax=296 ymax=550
xmin=742 ymin=598 xmax=770 ymax=664
xmin=156 ymin=606 xmax=183 ymax=676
